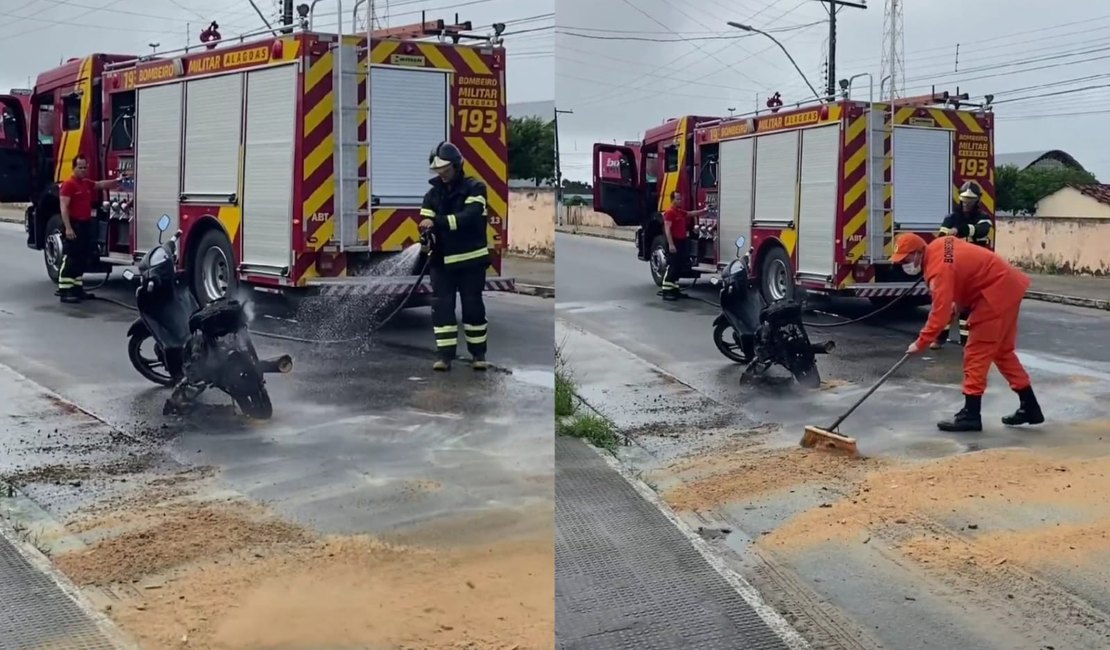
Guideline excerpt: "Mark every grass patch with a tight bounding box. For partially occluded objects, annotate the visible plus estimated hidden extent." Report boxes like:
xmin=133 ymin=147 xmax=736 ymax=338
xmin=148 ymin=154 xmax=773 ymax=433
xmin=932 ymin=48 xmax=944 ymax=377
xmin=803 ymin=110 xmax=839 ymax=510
xmin=554 ymin=339 xmax=577 ymax=418
xmin=558 ymin=412 xmax=619 ymax=453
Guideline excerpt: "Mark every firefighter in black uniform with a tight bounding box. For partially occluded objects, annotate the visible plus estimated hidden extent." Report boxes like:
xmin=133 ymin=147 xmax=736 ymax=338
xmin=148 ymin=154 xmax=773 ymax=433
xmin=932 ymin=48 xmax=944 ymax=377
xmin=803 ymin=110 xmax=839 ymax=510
xmin=419 ymin=141 xmax=491 ymax=372
xmin=933 ymin=180 xmax=993 ymax=349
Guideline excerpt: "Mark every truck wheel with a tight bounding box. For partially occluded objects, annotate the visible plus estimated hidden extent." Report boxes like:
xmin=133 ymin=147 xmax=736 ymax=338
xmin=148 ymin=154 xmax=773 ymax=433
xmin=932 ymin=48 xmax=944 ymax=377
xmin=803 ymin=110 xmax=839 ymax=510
xmin=43 ymin=214 xmax=65 ymax=284
xmin=191 ymin=229 xmax=238 ymax=306
xmin=649 ymin=234 xmax=668 ymax=287
xmin=759 ymin=246 xmax=794 ymax=304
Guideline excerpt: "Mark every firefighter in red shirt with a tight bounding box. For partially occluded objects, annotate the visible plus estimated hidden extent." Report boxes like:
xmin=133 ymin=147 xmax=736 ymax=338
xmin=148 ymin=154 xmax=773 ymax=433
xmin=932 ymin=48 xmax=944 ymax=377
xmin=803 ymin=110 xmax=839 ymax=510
xmin=660 ymin=191 xmax=708 ymax=300
xmin=58 ymin=154 xmax=123 ymax=303
xmin=894 ymin=232 xmax=1044 ymax=432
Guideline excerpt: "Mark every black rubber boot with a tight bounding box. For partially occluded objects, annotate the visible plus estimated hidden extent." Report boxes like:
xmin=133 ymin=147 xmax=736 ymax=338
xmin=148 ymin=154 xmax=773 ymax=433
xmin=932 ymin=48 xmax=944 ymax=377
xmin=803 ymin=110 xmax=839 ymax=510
xmin=1001 ymin=386 xmax=1045 ymax=426
xmin=937 ymin=394 xmax=983 ymax=432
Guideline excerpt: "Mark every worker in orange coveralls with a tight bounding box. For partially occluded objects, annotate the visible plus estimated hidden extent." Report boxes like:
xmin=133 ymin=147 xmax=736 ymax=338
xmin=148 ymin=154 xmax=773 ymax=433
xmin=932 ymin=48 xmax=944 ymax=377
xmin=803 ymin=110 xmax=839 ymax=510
xmin=891 ymin=232 xmax=1045 ymax=432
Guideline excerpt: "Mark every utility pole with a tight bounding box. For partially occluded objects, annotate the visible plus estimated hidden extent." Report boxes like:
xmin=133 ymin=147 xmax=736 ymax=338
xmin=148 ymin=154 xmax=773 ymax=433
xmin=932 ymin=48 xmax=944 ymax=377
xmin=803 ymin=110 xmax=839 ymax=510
xmin=817 ymin=0 xmax=867 ymax=99
xmin=282 ymin=0 xmax=294 ymax=33
xmin=554 ymin=107 xmax=573 ymax=205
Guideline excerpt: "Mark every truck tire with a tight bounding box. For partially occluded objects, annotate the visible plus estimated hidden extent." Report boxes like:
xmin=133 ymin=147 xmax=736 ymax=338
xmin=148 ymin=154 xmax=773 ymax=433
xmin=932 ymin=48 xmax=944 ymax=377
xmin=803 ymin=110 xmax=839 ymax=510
xmin=191 ymin=228 xmax=238 ymax=306
xmin=43 ymin=214 xmax=65 ymax=284
xmin=649 ymin=234 xmax=668 ymax=287
xmin=759 ymin=246 xmax=794 ymax=304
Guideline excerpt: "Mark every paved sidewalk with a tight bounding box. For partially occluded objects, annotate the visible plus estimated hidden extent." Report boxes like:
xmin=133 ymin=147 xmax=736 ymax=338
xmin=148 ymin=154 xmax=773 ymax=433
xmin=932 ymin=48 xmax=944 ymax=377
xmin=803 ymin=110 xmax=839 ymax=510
xmin=504 ymin=254 xmax=554 ymax=298
xmin=0 ymin=519 xmax=130 ymax=649
xmin=557 ymin=225 xmax=1109 ymax=311
xmin=555 ymin=435 xmax=805 ymax=650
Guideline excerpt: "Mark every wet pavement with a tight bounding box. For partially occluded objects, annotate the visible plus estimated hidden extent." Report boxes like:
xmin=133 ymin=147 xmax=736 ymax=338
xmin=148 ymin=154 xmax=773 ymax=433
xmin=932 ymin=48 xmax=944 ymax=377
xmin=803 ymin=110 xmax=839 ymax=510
xmin=0 ymin=221 xmax=554 ymax=545
xmin=555 ymin=232 xmax=1110 ymax=650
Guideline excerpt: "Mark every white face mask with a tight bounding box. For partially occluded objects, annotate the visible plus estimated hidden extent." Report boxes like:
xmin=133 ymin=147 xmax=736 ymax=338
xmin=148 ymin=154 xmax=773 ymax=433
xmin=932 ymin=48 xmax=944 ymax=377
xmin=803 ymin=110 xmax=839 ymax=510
xmin=902 ymin=259 xmax=922 ymax=276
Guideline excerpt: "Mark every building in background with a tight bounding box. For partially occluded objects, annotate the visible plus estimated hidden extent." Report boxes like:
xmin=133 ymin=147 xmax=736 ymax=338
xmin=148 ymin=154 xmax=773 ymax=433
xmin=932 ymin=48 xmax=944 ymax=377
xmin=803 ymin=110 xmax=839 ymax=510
xmin=1035 ymin=184 xmax=1110 ymax=219
xmin=996 ymin=149 xmax=1088 ymax=173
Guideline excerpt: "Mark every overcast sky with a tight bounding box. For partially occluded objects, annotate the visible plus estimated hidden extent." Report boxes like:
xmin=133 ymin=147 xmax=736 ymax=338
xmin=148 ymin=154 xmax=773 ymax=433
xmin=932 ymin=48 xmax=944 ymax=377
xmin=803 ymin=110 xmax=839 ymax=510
xmin=556 ymin=0 xmax=1110 ymax=182
xmin=0 ymin=0 xmax=552 ymax=102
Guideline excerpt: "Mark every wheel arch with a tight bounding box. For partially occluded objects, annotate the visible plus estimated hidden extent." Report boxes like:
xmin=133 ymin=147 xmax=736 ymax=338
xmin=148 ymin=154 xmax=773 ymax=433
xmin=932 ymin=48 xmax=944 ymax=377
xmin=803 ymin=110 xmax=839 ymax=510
xmin=181 ymin=215 xmax=232 ymax=274
xmin=32 ymin=190 xmax=60 ymax=249
xmin=639 ymin=212 xmax=665 ymax=259
xmin=751 ymin=237 xmax=788 ymax=279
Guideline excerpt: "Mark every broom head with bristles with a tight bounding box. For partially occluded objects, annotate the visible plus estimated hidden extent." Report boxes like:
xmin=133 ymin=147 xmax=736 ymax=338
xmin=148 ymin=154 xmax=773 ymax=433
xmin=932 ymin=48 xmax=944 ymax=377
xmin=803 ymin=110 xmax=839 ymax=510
xmin=800 ymin=425 xmax=859 ymax=456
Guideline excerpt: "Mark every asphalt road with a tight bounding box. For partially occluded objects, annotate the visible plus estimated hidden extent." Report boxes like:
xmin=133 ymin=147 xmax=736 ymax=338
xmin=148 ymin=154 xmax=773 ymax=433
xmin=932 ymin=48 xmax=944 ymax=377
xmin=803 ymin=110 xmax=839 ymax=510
xmin=555 ymin=232 xmax=1110 ymax=650
xmin=556 ymin=231 xmax=1110 ymax=458
xmin=0 ymin=221 xmax=554 ymax=543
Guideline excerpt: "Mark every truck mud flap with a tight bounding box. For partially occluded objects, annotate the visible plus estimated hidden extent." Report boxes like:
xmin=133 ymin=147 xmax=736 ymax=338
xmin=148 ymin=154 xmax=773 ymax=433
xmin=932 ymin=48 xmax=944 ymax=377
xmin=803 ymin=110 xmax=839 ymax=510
xmin=306 ymin=275 xmax=516 ymax=298
xmin=849 ymin=282 xmax=929 ymax=298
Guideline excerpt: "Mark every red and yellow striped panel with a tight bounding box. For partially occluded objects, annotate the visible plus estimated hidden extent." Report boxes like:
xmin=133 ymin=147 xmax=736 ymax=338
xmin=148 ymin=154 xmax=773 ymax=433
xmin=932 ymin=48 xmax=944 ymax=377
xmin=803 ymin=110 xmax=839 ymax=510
xmin=883 ymin=107 xmax=894 ymax=257
xmin=840 ymin=113 xmax=868 ymax=265
xmin=356 ymin=42 xmax=370 ymax=245
xmin=54 ymin=57 xmax=95 ymax=182
xmin=298 ymin=46 xmax=341 ymax=282
xmin=366 ymin=40 xmax=508 ymax=276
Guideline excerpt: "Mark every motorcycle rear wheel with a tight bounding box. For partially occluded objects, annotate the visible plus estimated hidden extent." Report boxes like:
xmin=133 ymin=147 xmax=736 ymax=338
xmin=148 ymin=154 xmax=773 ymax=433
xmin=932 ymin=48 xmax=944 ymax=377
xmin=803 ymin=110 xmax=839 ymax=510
xmin=234 ymin=386 xmax=273 ymax=419
xmin=128 ymin=333 xmax=177 ymax=387
xmin=712 ymin=322 xmax=753 ymax=364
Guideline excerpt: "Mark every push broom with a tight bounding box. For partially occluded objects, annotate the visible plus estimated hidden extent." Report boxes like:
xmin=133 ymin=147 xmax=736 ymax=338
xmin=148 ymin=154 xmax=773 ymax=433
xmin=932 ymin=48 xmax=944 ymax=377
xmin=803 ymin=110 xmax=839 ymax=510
xmin=801 ymin=353 xmax=912 ymax=456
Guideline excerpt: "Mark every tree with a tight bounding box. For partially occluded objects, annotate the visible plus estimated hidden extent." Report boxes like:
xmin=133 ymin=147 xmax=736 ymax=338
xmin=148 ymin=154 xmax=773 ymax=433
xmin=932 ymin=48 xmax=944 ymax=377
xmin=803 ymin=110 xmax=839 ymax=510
xmin=995 ymin=164 xmax=1098 ymax=215
xmin=561 ymin=179 xmax=592 ymax=194
xmin=507 ymin=116 xmax=556 ymax=186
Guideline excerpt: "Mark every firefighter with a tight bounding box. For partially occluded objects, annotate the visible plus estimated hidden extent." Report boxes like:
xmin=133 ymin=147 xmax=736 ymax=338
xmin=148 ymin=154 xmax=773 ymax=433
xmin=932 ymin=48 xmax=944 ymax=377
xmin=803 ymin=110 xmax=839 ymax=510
xmin=419 ymin=141 xmax=491 ymax=372
xmin=660 ymin=191 xmax=709 ymax=301
xmin=932 ymin=181 xmax=993 ymax=349
xmin=894 ymin=232 xmax=1044 ymax=432
xmin=58 ymin=154 xmax=124 ymax=303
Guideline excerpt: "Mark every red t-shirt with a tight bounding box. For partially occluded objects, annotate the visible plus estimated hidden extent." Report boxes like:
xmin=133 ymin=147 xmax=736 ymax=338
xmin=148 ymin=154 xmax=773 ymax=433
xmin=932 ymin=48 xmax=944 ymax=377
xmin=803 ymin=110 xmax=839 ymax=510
xmin=664 ymin=206 xmax=690 ymax=241
xmin=60 ymin=177 xmax=97 ymax=221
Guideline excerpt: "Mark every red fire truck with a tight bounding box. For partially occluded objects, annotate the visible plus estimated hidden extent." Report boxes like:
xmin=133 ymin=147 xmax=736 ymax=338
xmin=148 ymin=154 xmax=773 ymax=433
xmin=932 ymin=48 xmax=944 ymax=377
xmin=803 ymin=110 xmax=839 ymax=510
xmin=0 ymin=90 xmax=33 ymax=202
xmin=5 ymin=18 xmax=513 ymax=306
xmin=592 ymin=93 xmax=996 ymax=307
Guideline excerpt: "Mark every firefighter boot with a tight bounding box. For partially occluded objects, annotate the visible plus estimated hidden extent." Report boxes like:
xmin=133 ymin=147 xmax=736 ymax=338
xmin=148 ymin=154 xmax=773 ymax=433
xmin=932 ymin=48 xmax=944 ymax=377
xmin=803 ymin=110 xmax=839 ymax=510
xmin=1001 ymin=386 xmax=1045 ymax=426
xmin=433 ymin=359 xmax=451 ymax=372
xmin=937 ymin=394 xmax=983 ymax=432
xmin=471 ymin=356 xmax=489 ymax=371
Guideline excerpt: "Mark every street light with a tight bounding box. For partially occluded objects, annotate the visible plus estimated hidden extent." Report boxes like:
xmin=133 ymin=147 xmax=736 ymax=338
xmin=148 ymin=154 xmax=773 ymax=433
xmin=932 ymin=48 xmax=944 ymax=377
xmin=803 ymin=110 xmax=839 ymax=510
xmin=148 ymin=42 xmax=160 ymax=54
xmin=726 ymin=21 xmax=822 ymax=101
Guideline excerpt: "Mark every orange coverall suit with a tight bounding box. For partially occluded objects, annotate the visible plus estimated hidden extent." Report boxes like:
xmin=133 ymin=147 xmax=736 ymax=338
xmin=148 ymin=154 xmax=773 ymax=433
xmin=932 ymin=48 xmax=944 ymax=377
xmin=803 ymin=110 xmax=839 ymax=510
xmin=913 ymin=236 xmax=1032 ymax=397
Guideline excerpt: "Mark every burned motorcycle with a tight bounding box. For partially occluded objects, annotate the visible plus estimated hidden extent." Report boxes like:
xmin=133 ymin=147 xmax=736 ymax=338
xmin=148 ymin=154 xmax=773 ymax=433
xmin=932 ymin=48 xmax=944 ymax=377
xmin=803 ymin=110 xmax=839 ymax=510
xmin=123 ymin=214 xmax=292 ymax=418
xmin=711 ymin=235 xmax=834 ymax=388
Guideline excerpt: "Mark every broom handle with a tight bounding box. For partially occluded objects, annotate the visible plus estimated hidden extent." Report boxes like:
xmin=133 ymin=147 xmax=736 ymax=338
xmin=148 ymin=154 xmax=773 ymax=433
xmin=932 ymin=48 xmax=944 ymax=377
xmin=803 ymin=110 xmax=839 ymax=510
xmin=826 ymin=354 xmax=911 ymax=432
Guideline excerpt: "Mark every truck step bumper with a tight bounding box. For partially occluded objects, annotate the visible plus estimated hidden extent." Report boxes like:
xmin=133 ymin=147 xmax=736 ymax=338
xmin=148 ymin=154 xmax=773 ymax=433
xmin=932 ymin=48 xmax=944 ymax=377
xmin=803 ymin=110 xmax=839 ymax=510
xmin=303 ymin=275 xmax=516 ymax=297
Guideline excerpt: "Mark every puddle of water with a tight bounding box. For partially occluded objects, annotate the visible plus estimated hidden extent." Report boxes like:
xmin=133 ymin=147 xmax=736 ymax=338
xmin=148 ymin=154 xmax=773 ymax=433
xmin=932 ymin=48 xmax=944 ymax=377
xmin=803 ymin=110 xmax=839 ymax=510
xmin=512 ymin=368 xmax=554 ymax=389
xmin=1020 ymin=351 xmax=1110 ymax=383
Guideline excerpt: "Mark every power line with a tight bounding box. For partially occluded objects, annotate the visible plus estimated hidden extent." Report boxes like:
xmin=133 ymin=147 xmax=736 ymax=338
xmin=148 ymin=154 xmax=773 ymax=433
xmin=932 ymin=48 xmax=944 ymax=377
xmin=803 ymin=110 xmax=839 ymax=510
xmin=556 ymin=20 xmax=822 ymax=42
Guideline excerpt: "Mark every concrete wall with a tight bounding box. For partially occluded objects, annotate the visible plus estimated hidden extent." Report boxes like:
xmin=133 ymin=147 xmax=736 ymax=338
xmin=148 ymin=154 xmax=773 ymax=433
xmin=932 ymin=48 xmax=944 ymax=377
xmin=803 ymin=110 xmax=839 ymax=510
xmin=507 ymin=188 xmax=554 ymax=258
xmin=996 ymin=217 xmax=1110 ymax=275
xmin=1034 ymin=187 xmax=1110 ymax=219
xmin=556 ymin=203 xmax=618 ymax=228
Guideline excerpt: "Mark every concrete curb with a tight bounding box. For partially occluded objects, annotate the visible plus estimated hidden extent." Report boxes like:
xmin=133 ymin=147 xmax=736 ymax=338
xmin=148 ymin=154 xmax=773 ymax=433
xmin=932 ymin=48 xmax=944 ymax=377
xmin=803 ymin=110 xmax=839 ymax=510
xmin=1025 ymin=290 xmax=1110 ymax=312
xmin=515 ymin=283 xmax=554 ymax=299
xmin=0 ymin=213 xmax=23 ymax=225
xmin=555 ymin=226 xmax=636 ymax=242
xmin=0 ymin=494 xmax=139 ymax=650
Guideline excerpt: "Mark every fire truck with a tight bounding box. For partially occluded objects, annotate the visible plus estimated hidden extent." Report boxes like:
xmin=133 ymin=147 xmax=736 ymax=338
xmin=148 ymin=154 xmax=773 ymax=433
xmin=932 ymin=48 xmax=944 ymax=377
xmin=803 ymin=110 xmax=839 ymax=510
xmin=592 ymin=93 xmax=996 ymax=307
xmin=3 ymin=17 xmax=513 ymax=306
xmin=0 ymin=90 xmax=33 ymax=201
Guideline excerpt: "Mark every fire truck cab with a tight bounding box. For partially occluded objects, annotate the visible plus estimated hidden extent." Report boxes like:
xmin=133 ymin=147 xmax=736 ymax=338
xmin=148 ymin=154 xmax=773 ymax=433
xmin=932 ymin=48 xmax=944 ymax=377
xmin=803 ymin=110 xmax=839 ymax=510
xmin=593 ymin=95 xmax=996 ymax=307
xmin=8 ymin=18 xmax=513 ymax=307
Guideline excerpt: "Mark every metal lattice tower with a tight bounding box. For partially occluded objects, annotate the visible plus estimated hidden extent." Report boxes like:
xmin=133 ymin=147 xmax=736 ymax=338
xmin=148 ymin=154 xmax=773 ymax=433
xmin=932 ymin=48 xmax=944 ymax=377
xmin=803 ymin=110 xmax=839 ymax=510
xmin=880 ymin=0 xmax=905 ymax=100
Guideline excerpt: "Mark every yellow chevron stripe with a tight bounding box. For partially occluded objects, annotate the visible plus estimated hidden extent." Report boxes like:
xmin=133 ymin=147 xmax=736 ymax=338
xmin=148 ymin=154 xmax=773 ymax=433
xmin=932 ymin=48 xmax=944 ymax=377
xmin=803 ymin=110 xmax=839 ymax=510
xmin=306 ymin=51 xmax=333 ymax=92
xmin=844 ymin=146 xmax=867 ymax=178
xmin=894 ymin=106 xmax=916 ymax=124
xmin=310 ymin=216 xmax=335 ymax=252
xmin=382 ymin=217 xmax=420 ymax=250
xmin=779 ymin=228 xmax=797 ymax=256
xmin=216 ymin=205 xmax=241 ymax=245
xmin=845 ymin=115 xmax=867 ymax=144
xmin=304 ymin=90 xmax=333 ymax=135
xmin=457 ymin=46 xmax=492 ymax=75
xmin=956 ymin=110 xmax=984 ymax=134
xmin=843 ymin=177 xmax=866 ymax=210
xmin=981 ymin=189 xmax=996 ymax=214
xmin=370 ymin=41 xmax=400 ymax=64
xmin=303 ymin=174 xmax=334 ymax=219
xmin=417 ymin=42 xmax=454 ymax=71
xmin=657 ymin=120 xmax=689 ymax=212
xmin=56 ymin=57 xmax=94 ymax=182
xmin=843 ymin=208 xmax=867 ymax=253
xmin=929 ymin=108 xmax=956 ymax=130
xmin=463 ymin=139 xmax=508 ymax=218
xmin=848 ymin=237 xmax=868 ymax=262
xmin=303 ymin=134 xmax=334 ymax=181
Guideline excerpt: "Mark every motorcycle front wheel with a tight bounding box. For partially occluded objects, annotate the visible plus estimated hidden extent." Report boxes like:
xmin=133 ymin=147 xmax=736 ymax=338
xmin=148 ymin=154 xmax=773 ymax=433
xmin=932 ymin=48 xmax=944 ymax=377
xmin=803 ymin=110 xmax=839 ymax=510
xmin=234 ymin=386 xmax=273 ymax=419
xmin=128 ymin=333 xmax=177 ymax=387
xmin=793 ymin=366 xmax=823 ymax=389
xmin=712 ymin=322 xmax=753 ymax=364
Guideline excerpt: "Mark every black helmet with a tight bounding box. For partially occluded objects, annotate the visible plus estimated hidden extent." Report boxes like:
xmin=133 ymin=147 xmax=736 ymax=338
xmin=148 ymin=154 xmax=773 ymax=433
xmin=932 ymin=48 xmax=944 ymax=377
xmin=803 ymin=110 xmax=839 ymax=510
xmin=959 ymin=180 xmax=982 ymax=202
xmin=429 ymin=141 xmax=464 ymax=172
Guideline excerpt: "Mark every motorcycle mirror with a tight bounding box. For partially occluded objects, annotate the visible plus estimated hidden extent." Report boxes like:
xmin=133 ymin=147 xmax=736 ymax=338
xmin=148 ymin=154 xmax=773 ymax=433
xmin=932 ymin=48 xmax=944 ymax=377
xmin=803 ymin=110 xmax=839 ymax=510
xmin=734 ymin=235 xmax=746 ymax=257
xmin=122 ymin=269 xmax=135 ymax=282
xmin=157 ymin=214 xmax=171 ymax=232
xmin=709 ymin=276 xmax=720 ymax=286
